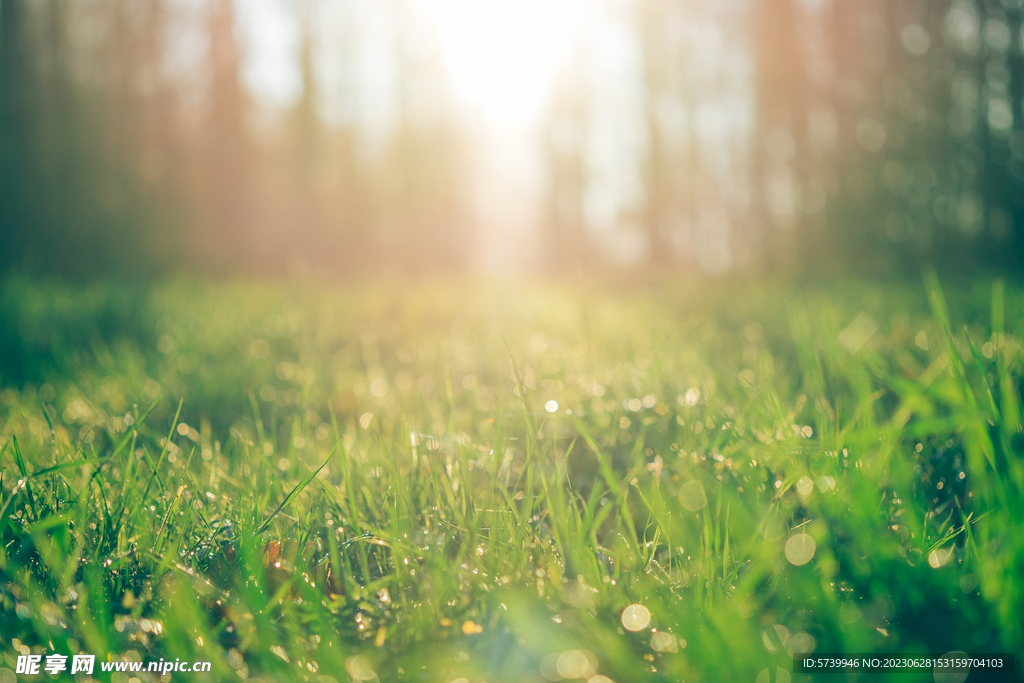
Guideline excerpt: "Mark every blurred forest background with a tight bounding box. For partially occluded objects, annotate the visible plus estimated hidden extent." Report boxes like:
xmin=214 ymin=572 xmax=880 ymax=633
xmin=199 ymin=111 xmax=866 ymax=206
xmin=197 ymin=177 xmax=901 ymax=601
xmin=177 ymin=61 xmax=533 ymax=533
xmin=1 ymin=0 xmax=1023 ymax=279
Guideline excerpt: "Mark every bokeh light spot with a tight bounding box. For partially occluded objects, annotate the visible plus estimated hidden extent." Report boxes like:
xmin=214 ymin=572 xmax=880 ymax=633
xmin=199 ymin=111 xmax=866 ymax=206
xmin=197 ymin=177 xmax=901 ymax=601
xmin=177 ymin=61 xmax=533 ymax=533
xmin=679 ymin=480 xmax=708 ymax=511
xmin=796 ymin=477 xmax=813 ymax=496
xmin=621 ymin=604 xmax=651 ymax=631
xmin=928 ymin=548 xmax=952 ymax=568
xmin=785 ymin=533 xmax=816 ymax=566
xmin=557 ymin=649 xmax=596 ymax=679
xmin=650 ymin=631 xmax=678 ymax=652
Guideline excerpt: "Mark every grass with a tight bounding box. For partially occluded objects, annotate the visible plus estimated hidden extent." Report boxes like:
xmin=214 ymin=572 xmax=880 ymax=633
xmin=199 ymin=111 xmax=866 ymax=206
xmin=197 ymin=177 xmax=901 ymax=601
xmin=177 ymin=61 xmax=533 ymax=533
xmin=0 ymin=274 xmax=1022 ymax=682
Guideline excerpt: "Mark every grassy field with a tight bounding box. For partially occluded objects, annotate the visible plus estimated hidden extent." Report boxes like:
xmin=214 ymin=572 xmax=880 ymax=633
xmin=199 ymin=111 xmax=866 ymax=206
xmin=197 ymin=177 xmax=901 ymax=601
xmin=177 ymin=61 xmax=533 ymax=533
xmin=0 ymin=275 xmax=1022 ymax=683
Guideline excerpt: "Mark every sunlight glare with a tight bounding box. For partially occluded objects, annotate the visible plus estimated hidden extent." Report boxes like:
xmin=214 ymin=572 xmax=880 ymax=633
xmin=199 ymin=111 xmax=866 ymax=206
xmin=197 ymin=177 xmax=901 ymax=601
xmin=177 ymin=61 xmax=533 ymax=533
xmin=428 ymin=0 xmax=587 ymax=128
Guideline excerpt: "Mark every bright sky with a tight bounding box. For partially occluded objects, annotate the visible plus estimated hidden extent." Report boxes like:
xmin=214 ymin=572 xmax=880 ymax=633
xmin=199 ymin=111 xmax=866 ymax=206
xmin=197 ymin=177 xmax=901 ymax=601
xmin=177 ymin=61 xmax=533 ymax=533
xmin=238 ymin=0 xmax=589 ymax=131
xmin=232 ymin=0 xmax=750 ymax=271
xmin=231 ymin=0 xmax=647 ymax=271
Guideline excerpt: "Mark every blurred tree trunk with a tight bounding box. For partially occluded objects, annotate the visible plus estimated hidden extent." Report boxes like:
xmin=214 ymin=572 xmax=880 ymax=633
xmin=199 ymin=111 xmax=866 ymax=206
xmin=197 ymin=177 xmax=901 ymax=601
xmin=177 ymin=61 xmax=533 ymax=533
xmin=294 ymin=4 xmax=320 ymax=192
xmin=202 ymin=0 xmax=253 ymax=272
xmin=752 ymin=0 xmax=809 ymax=273
xmin=291 ymin=0 xmax=323 ymax=269
xmin=544 ymin=67 xmax=589 ymax=271
xmin=639 ymin=0 xmax=671 ymax=266
xmin=975 ymin=0 xmax=1024 ymax=271
xmin=0 ymin=0 xmax=31 ymax=273
xmin=385 ymin=0 xmax=468 ymax=273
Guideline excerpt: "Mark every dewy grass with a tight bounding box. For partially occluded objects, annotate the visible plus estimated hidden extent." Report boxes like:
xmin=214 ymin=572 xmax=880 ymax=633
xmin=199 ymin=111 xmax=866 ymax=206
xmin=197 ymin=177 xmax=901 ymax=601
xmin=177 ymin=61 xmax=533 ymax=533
xmin=0 ymin=276 xmax=1022 ymax=682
